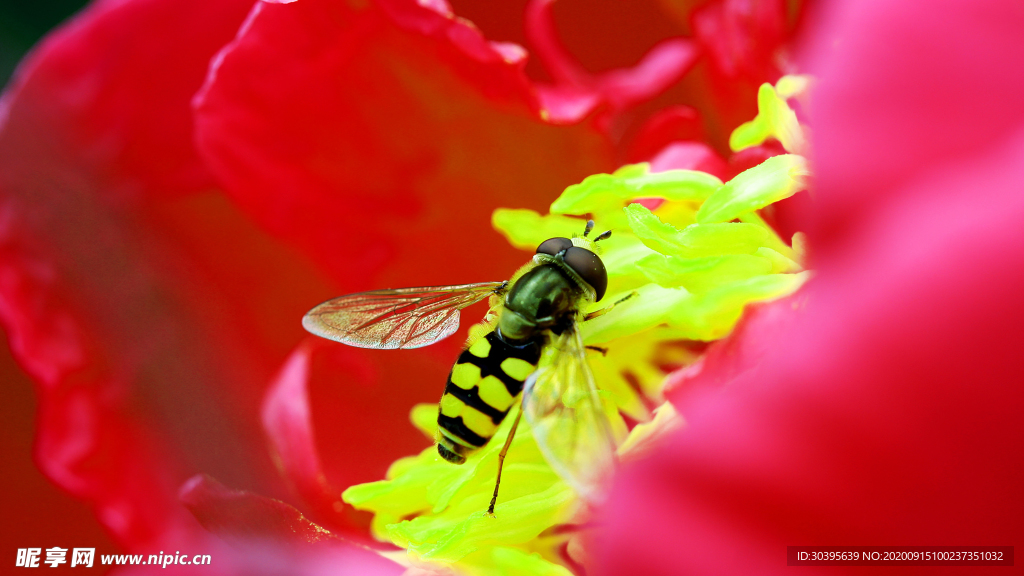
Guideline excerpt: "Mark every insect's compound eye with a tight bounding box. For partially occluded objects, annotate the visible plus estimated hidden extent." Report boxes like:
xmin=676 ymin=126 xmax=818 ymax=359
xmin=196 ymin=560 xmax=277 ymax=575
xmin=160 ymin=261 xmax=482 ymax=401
xmin=563 ymin=247 xmax=607 ymax=301
xmin=536 ymin=237 xmax=573 ymax=256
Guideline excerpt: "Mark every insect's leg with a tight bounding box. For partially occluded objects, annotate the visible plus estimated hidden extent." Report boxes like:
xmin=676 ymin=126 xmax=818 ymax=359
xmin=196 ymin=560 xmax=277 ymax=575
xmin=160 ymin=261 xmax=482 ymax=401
xmin=487 ymin=404 xmax=523 ymax=516
xmin=583 ymin=291 xmax=639 ymax=321
xmin=585 ymin=345 xmax=608 ymax=356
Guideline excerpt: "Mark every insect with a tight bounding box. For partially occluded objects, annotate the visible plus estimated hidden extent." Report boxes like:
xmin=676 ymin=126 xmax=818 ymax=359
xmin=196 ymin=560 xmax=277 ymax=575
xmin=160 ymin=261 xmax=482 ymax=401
xmin=302 ymin=220 xmax=630 ymax=514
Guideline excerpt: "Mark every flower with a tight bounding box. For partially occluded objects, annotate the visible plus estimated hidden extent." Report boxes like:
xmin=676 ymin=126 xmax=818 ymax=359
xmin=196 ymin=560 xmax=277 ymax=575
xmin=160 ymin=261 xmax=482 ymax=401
xmin=0 ymin=0 xmax=804 ymax=571
xmin=341 ymin=125 xmax=810 ymax=573
xmin=595 ymin=0 xmax=1024 ymax=574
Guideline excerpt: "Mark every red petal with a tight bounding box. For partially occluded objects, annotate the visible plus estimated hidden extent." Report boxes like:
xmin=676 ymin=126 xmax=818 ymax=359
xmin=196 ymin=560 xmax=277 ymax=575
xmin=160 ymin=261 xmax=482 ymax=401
xmin=0 ymin=0 xmax=253 ymax=200
xmin=0 ymin=0 xmax=327 ymax=545
xmin=179 ymin=475 xmax=404 ymax=574
xmin=626 ymin=105 xmax=706 ymax=163
xmin=655 ymin=0 xmax=805 ymax=152
xmin=194 ymin=0 xmax=616 ymax=294
xmin=180 ymin=474 xmax=342 ymax=546
xmin=263 ymin=337 xmax=479 ymax=540
xmin=726 ymin=140 xmax=787 ymax=177
xmin=306 ymin=339 xmax=450 ymax=505
xmin=1 ymin=342 xmax=118 ymax=554
xmin=262 ymin=340 xmax=383 ymax=541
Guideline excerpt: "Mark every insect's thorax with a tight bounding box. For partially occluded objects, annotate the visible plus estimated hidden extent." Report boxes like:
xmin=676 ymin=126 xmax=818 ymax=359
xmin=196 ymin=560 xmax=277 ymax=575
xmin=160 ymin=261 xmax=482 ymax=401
xmin=498 ymin=263 xmax=586 ymax=341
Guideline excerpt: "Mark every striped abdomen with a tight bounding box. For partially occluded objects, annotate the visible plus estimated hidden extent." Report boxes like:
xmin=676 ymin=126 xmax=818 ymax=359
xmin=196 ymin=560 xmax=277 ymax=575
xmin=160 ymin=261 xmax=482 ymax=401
xmin=436 ymin=331 xmax=542 ymax=464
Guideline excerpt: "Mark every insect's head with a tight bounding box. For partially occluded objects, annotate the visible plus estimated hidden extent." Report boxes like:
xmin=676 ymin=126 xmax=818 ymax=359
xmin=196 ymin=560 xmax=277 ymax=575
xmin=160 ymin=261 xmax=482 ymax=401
xmin=535 ymin=220 xmax=610 ymax=301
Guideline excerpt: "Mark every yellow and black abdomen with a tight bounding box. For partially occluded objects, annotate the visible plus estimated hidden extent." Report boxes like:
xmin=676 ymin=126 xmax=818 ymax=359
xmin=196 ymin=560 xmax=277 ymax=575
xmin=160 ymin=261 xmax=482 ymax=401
xmin=436 ymin=331 xmax=542 ymax=464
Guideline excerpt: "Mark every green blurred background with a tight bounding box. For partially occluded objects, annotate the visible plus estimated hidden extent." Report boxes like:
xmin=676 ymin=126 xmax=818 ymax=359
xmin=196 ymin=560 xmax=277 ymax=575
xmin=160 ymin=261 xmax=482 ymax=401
xmin=0 ymin=0 xmax=90 ymax=87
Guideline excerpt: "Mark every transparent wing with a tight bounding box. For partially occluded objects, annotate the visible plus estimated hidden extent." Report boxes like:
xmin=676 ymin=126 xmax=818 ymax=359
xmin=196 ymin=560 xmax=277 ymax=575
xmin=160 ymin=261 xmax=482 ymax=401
xmin=302 ymin=282 xmax=504 ymax=349
xmin=523 ymin=324 xmax=619 ymax=501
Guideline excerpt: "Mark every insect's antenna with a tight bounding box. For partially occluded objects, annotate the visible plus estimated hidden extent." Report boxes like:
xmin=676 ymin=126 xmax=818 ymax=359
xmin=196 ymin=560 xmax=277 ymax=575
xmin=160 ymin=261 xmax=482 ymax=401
xmin=583 ymin=220 xmax=595 ymax=237
xmin=594 ymin=230 xmax=612 ymax=242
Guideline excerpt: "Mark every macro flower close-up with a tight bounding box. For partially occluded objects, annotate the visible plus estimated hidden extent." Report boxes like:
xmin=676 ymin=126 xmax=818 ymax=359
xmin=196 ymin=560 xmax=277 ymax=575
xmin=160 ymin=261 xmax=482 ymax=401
xmin=1 ymin=0 xmax=1021 ymax=574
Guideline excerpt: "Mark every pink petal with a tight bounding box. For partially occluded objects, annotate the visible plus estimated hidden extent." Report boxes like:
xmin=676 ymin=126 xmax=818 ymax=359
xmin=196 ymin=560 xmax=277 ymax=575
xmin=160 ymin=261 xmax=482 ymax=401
xmin=648 ymin=141 xmax=730 ymax=179
xmin=261 ymin=343 xmax=332 ymax=517
xmin=663 ymin=296 xmax=803 ymax=403
xmin=524 ymin=0 xmax=699 ymax=125
xmin=535 ymin=85 xmax=603 ymax=125
xmin=523 ymin=0 xmax=588 ymax=86
xmin=593 ymin=38 xmax=699 ymax=108
xmin=692 ymin=0 xmax=788 ymax=81
xmin=804 ymin=0 xmax=1024 ymax=253
xmin=598 ymin=127 xmax=1024 ymax=574
xmin=597 ymin=0 xmax=1024 ymax=571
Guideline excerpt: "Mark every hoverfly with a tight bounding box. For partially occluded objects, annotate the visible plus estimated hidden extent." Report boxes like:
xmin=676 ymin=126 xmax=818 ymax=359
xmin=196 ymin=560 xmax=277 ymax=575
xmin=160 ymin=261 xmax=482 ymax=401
xmin=303 ymin=220 xmax=630 ymax=514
